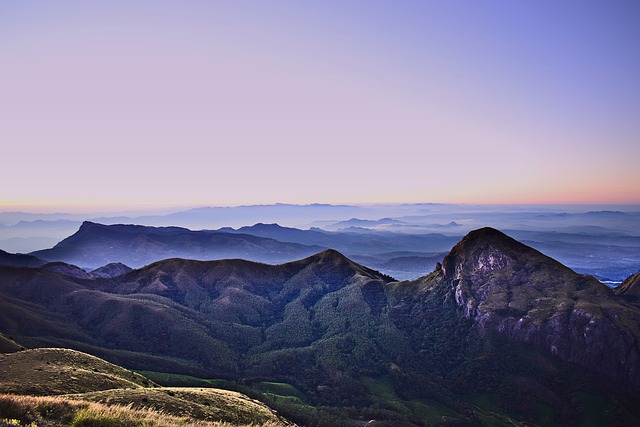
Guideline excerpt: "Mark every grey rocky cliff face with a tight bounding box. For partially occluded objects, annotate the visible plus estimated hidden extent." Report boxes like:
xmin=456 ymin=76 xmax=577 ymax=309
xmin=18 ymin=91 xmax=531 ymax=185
xmin=441 ymin=228 xmax=640 ymax=393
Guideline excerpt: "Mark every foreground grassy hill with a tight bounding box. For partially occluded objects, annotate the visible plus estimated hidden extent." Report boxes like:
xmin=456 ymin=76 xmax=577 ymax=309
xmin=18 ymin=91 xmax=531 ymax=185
xmin=69 ymin=387 xmax=287 ymax=425
xmin=0 ymin=348 xmax=290 ymax=426
xmin=0 ymin=394 xmax=287 ymax=427
xmin=0 ymin=348 xmax=154 ymax=395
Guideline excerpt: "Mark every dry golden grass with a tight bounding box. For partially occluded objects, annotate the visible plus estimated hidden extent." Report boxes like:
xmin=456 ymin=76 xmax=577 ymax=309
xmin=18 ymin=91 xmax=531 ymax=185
xmin=0 ymin=393 xmax=291 ymax=427
xmin=0 ymin=348 xmax=155 ymax=396
xmin=0 ymin=348 xmax=292 ymax=426
xmin=67 ymin=387 xmax=287 ymax=425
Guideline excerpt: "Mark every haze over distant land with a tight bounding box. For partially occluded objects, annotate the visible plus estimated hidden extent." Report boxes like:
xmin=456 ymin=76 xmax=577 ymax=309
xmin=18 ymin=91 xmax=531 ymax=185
xmin=1 ymin=0 xmax=639 ymax=209
xmin=2 ymin=203 xmax=639 ymax=283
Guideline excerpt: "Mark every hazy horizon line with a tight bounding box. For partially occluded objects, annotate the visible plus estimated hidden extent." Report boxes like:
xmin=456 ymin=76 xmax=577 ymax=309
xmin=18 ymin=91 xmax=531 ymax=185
xmin=1 ymin=201 xmax=640 ymax=216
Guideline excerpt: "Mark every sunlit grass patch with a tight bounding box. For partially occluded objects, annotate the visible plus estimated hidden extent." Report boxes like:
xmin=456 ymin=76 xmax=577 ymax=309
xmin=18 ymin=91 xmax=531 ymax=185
xmin=0 ymin=394 xmax=289 ymax=427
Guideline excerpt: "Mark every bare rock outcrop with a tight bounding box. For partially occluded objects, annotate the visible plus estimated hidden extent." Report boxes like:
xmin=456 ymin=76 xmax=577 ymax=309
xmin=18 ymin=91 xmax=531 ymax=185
xmin=441 ymin=227 xmax=640 ymax=392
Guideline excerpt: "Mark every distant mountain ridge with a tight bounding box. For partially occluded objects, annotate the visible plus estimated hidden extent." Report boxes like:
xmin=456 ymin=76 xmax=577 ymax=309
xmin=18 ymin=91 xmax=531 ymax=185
xmin=321 ymin=217 xmax=405 ymax=231
xmin=228 ymin=222 xmax=459 ymax=253
xmin=31 ymin=221 xmax=325 ymax=269
xmin=28 ymin=221 xmax=458 ymax=279
xmin=225 ymin=222 xmax=458 ymax=279
xmin=36 ymin=261 xmax=132 ymax=279
xmin=5 ymin=204 xmax=640 ymax=280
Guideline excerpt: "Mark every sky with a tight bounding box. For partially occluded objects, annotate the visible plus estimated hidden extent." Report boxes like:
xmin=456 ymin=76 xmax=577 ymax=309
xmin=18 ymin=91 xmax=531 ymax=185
xmin=1 ymin=0 xmax=639 ymax=211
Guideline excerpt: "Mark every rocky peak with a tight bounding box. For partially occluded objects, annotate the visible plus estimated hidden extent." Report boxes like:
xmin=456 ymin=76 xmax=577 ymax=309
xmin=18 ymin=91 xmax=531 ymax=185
xmin=441 ymin=227 xmax=610 ymax=312
xmin=442 ymin=227 xmax=534 ymax=281
xmin=52 ymin=221 xmax=109 ymax=248
xmin=440 ymin=228 xmax=640 ymax=393
xmin=78 ymin=220 xmax=102 ymax=231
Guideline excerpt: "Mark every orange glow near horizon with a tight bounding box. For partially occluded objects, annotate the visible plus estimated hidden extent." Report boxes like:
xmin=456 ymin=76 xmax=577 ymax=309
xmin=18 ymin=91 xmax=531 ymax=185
xmin=1 ymin=195 xmax=639 ymax=215
xmin=1 ymin=1 xmax=639 ymax=211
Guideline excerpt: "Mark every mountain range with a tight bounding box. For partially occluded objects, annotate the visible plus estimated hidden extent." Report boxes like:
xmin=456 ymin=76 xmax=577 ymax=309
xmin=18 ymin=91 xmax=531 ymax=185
xmin=1 ymin=227 xmax=639 ymax=425
xmin=4 ymin=204 xmax=640 ymax=282
xmin=31 ymin=221 xmax=325 ymax=270
xmin=29 ymin=221 xmax=458 ymax=280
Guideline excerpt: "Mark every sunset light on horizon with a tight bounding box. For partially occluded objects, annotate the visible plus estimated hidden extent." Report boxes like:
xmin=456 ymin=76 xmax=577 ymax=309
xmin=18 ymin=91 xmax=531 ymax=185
xmin=2 ymin=0 xmax=639 ymax=210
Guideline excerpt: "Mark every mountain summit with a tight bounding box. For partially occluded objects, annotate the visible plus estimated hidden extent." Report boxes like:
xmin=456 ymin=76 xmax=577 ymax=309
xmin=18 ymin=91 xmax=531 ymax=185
xmin=440 ymin=227 xmax=639 ymax=393
xmin=441 ymin=227 xmax=608 ymax=309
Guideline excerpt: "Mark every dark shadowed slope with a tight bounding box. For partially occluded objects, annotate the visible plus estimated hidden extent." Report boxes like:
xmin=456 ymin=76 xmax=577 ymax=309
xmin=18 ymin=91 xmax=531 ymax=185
xmin=0 ymin=249 xmax=45 ymax=268
xmin=41 ymin=261 xmax=94 ymax=279
xmin=0 ymin=332 xmax=22 ymax=353
xmin=31 ymin=221 xmax=326 ymax=269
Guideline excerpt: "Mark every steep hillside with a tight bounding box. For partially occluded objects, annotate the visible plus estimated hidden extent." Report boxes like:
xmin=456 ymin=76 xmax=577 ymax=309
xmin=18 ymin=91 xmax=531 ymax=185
xmin=0 ymin=332 xmax=22 ymax=353
xmin=615 ymin=270 xmax=640 ymax=305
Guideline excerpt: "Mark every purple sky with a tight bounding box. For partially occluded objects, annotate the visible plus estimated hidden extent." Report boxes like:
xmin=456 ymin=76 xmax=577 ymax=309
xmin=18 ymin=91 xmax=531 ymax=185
xmin=1 ymin=0 xmax=639 ymax=210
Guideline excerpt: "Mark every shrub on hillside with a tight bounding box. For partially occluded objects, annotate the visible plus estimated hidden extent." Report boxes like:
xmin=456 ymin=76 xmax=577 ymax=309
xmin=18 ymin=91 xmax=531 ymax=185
xmin=0 ymin=396 xmax=35 ymax=426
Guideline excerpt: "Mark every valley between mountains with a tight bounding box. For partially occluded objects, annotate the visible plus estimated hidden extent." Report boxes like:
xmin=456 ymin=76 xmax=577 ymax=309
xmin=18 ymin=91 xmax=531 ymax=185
xmin=1 ymin=227 xmax=639 ymax=426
